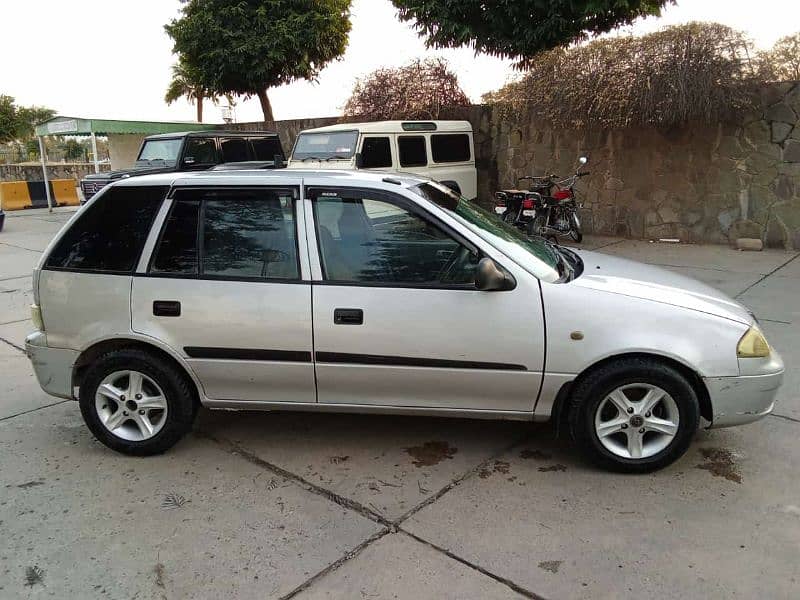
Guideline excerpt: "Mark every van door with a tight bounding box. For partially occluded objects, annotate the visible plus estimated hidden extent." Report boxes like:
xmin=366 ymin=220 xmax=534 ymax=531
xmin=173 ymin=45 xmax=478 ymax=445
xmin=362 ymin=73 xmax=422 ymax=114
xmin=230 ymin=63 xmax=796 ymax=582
xmin=428 ymin=132 xmax=477 ymax=199
xmin=131 ymin=185 xmax=315 ymax=404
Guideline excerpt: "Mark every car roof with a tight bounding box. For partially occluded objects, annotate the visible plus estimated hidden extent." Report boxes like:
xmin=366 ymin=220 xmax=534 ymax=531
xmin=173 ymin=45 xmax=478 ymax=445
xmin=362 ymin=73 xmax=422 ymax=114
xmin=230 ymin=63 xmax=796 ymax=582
xmin=111 ymin=168 xmax=431 ymax=190
xmin=297 ymin=120 xmax=473 ymax=135
xmin=144 ymin=130 xmax=279 ymax=140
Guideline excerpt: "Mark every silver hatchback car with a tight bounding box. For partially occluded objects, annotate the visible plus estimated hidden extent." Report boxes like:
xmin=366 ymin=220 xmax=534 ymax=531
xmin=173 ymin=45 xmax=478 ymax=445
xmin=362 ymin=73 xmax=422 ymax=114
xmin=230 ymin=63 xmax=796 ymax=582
xmin=26 ymin=170 xmax=783 ymax=472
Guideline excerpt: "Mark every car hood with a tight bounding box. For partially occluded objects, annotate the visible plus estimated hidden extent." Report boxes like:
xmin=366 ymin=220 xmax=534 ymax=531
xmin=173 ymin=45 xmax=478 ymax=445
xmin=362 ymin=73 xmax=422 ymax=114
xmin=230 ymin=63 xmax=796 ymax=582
xmin=570 ymin=249 xmax=752 ymax=325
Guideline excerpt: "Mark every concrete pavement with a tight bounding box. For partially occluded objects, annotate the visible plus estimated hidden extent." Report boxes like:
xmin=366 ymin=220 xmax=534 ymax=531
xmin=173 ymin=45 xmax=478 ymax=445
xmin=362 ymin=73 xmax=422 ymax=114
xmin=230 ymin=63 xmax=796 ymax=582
xmin=0 ymin=208 xmax=798 ymax=599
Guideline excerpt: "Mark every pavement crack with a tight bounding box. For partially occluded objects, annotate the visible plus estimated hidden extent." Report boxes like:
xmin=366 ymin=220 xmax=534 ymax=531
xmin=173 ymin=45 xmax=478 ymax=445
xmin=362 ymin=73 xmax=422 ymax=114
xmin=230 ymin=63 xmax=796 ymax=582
xmin=392 ymin=433 xmax=531 ymax=526
xmin=0 ymin=336 xmax=26 ymax=354
xmin=278 ymin=529 xmax=390 ymax=600
xmin=735 ymin=252 xmax=800 ymax=298
xmin=399 ymin=530 xmax=545 ymax=600
xmin=770 ymin=413 xmax=800 ymax=425
xmin=0 ymin=241 xmax=42 ymax=253
xmin=0 ymin=399 xmax=71 ymax=422
xmin=196 ymin=430 xmax=392 ymax=527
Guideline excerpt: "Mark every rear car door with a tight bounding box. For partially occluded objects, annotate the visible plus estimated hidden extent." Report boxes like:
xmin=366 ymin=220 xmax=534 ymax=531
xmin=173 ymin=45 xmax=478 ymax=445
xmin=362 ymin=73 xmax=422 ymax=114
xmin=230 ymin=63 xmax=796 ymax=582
xmin=132 ymin=184 xmax=315 ymax=404
xmin=306 ymin=186 xmax=545 ymax=412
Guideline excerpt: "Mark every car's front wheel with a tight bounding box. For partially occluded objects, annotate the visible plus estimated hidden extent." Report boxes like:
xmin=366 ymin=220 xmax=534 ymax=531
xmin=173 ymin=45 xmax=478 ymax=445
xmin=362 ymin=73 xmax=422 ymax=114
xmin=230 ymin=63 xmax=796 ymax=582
xmin=79 ymin=348 xmax=197 ymax=456
xmin=568 ymin=357 xmax=700 ymax=472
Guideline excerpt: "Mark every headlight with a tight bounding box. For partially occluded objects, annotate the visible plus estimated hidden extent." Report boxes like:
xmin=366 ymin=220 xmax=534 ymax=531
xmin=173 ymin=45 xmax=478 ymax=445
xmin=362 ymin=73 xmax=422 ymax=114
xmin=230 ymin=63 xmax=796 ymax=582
xmin=737 ymin=326 xmax=770 ymax=358
xmin=31 ymin=304 xmax=44 ymax=332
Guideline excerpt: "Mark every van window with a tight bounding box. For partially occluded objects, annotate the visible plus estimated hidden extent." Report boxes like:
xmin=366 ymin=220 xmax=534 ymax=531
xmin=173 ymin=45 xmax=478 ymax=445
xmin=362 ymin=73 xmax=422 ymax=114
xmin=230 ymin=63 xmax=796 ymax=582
xmin=46 ymin=186 xmax=167 ymax=273
xmin=398 ymin=136 xmax=427 ymax=167
xmin=149 ymin=188 xmax=299 ymax=281
xmin=431 ymin=134 xmax=471 ymax=163
xmin=184 ymin=137 xmax=217 ymax=165
xmin=250 ymin=137 xmax=284 ymax=161
xmin=220 ymin=138 xmax=250 ymax=162
xmin=293 ymin=131 xmax=358 ymax=160
xmin=360 ymin=137 xmax=392 ymax=168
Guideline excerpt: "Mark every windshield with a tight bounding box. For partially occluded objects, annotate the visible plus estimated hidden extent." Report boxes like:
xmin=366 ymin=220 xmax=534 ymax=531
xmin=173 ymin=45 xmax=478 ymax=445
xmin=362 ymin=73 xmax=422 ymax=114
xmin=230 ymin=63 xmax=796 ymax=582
xmin=412 ymin=182 xmax=564 ymax=282
xmin=136 ymin=139 xmax=182 ymax=167
xmin=292 ymin=131 xmax=358 ymax=160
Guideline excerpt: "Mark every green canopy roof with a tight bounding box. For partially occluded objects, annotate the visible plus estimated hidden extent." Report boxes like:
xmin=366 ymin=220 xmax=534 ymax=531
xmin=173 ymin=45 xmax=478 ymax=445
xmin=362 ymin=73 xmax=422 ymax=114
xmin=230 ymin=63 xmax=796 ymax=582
xmin=35 ymin=116 xmax=213 ymax=137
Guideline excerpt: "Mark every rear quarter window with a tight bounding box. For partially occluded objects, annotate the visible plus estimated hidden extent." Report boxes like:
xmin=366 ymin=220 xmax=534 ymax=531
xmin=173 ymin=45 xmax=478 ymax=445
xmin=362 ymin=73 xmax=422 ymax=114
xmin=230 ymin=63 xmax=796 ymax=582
xmin=431 ymin=134 xmax=471 ymax=163
xmin=46 ymin=186 xmax=167 ymax=273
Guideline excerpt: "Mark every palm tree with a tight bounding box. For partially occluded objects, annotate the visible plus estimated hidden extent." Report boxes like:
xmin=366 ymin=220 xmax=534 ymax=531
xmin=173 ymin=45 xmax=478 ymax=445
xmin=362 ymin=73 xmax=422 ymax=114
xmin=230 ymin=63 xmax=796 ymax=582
xmin=165 ymin=60 xmax=230 ymax=122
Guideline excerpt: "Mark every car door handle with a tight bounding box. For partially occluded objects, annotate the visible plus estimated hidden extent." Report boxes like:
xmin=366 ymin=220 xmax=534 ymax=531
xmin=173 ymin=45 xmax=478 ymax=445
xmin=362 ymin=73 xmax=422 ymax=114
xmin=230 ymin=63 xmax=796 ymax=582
xmin=334 ymin=308 xmax=363 ymax=325
xmin=153 ymin=300 xmax=181 ymax=317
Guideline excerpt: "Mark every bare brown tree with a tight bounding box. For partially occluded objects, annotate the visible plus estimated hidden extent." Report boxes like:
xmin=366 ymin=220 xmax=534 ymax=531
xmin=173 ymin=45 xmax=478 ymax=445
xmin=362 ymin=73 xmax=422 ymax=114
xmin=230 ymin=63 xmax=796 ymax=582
xmin=344 ymin=58 xmax=470 ymax=120
xmin=484 ymin=22 xmax=765 ymax=129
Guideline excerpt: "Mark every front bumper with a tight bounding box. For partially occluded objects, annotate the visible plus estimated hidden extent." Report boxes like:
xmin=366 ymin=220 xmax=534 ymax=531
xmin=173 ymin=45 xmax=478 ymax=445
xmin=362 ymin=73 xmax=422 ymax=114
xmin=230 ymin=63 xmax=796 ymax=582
xmin=25 ymin=331 xmax=79 ymax=400
xmin=704 ymin=367 xmax=784 ymax=428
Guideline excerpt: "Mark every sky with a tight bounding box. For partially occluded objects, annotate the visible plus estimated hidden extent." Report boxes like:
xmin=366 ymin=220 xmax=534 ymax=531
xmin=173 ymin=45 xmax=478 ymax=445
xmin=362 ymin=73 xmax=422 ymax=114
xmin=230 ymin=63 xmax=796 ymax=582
xmin=3 ymin=0 xmax=800 ymax=125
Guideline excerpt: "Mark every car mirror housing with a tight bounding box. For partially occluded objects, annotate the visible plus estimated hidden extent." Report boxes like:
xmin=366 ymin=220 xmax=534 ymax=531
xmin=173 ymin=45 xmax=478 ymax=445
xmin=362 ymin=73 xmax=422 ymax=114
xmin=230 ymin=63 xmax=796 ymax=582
xmin=475 ymin=257 xmax=516 ymax=291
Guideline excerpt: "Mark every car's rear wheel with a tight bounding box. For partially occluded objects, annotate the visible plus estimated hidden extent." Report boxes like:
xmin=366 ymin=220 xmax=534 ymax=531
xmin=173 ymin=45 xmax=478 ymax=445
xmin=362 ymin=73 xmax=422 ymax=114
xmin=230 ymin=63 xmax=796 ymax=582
xmin=568 ymin=357 xmax=700 ymax=472
xmin=79 ymin=348 xmax=197 ymax=456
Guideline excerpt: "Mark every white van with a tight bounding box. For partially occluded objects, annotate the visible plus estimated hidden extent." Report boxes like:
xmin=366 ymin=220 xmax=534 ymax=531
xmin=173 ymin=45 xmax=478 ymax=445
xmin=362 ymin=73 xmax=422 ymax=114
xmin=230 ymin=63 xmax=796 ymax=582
xmin=287 ymin=120 xmax=478 ymax=199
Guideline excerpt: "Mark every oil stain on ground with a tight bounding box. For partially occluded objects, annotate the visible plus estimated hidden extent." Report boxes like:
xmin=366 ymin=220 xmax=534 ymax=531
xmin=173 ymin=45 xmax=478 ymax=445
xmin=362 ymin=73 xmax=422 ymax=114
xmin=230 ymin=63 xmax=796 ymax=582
xmin=520 ymin=449 xmax=552 ymax=460
xmin=479 ymin=460 xmax=511 ymax=479
xmin=405 ymin=441 xmax=458 ymax=467
xmin=538 ymin=560 xmax=563 ymax=574
xmin=538 ymin=464 xmax=567 ymax=472
xmin=695 ymin=447 xmax=742 ymax=483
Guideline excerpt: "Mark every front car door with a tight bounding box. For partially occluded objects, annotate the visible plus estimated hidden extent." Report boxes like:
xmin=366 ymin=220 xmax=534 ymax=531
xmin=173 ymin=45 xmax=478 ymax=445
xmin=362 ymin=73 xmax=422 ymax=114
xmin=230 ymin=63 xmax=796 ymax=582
xmin=181 ymin=136 xmax=219 ymax=170
xmin=305 ymin=185 xmax=545 ymax=414
xmin=132 ymin=183 xmax=315 ymax=405
xmin=358 ymin=135 xmax=395 ymax=171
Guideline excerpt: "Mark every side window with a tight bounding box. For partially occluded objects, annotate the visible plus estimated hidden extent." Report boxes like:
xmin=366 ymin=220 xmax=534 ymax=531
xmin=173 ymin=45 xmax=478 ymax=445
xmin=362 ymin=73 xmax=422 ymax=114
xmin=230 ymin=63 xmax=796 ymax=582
xmin=250 ymin=137 xmax=284 ymax=161
xmin=431 ymin=134 xmax=471 ymax=163
xmin=398 ymin=136 xmax=427 ymax=167
xmin=46 ymin=186 xmax=166 ymax=273
xmin=220 ymin=138 xmax=250 ymax=162
xmin=184 ymin=137 xmax=217 ymax=165
xmin=312 ymin=190 xmax=477 ymax=285
xmin=150 ymin=200 xmax=200 ymax=275
xmin=149 ymin=188 xmax=299 ymax=281
xmin=360 ymin=137 xmax=392 ymax=169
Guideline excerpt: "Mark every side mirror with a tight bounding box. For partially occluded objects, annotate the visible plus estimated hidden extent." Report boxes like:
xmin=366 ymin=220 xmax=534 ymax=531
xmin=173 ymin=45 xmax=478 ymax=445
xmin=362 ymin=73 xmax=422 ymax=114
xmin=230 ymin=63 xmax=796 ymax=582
xmin=578 ymin=156 xmax=588 ymax=165
xmin=475 ymin=257 xmax=515 ymax=291
xmin=273 ymin=154 xmax=285 ymax=169
xmin=354 ymin=152 xmax=364 ymax=169
xmin=183 ymin=156 xmax=196 ymax=165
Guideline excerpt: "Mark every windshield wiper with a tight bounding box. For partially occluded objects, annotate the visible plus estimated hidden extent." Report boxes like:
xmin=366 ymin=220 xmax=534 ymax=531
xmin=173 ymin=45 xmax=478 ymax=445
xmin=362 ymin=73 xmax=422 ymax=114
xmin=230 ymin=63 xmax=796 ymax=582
xmin=300 ymin=156 xmax=323 ymax=162
xmin=541 ymin=238 xmax=574 ymax=281
xmin=324 ymin=155 xmax=350 ymax=161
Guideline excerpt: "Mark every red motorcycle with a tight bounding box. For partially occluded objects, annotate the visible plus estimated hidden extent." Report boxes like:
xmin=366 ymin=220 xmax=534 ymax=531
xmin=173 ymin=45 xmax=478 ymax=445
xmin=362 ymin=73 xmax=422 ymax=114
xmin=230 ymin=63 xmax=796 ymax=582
xmin=495 ymin=156 xmax=589 ymax=243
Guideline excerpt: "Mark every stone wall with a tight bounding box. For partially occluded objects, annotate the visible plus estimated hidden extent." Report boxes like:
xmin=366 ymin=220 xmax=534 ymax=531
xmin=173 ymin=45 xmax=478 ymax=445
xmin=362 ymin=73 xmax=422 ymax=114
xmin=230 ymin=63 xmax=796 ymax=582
xmin=0 ymin=163 xmax=110 ymax=183
xmin=234 ymin=82 xmax=800 ymax=249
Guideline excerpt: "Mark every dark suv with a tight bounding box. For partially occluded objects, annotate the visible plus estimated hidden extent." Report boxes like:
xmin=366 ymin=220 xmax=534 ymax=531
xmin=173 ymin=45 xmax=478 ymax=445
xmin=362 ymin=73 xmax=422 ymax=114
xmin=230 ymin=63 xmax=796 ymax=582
xmin=80 ymin=131 xmax=284 ymax=201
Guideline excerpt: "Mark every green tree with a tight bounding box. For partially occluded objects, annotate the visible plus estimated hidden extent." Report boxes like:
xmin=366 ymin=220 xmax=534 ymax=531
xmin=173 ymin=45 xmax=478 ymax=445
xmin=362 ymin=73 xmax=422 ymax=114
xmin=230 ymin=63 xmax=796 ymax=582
xmin=165 ymin=58 xmax=231 ymax=122
xmin=391 ymin=0 xmax=673 ymax=65
xmin=165 ymin=0 xmax=352 ymax=122
xmin=0 ymin=95 xmax=54 ymax=143
xmin=762 ymin=32 xmax=800 ymax=81
xmin=60 ymin=139 xmax=86 ymax=161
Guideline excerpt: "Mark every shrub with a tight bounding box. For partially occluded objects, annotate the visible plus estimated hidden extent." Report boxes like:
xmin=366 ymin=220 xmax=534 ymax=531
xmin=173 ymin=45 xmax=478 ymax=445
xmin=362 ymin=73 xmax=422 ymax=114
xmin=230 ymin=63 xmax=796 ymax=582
xmin=484 ymin=22 xmax=765 ymax=129
xmin=344 ymin=58 xmax=470 ymax=120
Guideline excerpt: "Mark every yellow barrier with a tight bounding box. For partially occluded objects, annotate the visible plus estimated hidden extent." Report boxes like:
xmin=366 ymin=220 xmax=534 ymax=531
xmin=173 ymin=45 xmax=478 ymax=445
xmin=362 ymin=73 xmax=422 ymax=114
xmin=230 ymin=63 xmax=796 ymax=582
xmin=52 ymin=179 xmax=79 ymax=206
xmin=0 ymin=181 xmax=32 ymax=211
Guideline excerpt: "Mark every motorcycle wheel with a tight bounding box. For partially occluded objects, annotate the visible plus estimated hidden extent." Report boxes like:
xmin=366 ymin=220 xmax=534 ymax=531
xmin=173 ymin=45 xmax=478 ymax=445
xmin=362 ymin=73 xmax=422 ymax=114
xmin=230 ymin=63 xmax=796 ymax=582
xmin=528 ymin=215 xmax=546 ymax=237
xmin=569 ymin=212 xmax=583 ymax=243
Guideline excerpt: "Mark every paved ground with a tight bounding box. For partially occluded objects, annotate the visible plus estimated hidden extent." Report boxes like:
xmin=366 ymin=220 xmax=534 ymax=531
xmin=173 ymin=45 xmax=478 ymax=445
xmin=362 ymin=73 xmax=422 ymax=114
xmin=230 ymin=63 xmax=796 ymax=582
xmin=1 ymin=208 xmax=798 ymax=599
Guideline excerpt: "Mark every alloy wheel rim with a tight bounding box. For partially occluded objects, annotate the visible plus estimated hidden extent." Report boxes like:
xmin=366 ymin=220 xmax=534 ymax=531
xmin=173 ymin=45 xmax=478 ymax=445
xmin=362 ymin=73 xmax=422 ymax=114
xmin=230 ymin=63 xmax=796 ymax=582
xmin=594 ymin=383 xmax=679 ymax=460
xmin=94 ymin=370 xmax=168 ymax=441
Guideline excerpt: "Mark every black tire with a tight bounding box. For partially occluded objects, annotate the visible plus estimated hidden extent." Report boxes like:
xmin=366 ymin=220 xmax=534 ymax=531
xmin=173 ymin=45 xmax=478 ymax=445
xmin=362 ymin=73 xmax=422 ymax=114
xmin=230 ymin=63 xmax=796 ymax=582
xmin=569 ymin=212 xmax=583 ymax=243
xmin=567 ymin=357 xmax=700 ymax=473
xmin=79 ymin=348 xmax=197 ymax=456
xmin=528 ymin=215 xmax=546 ymax=237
